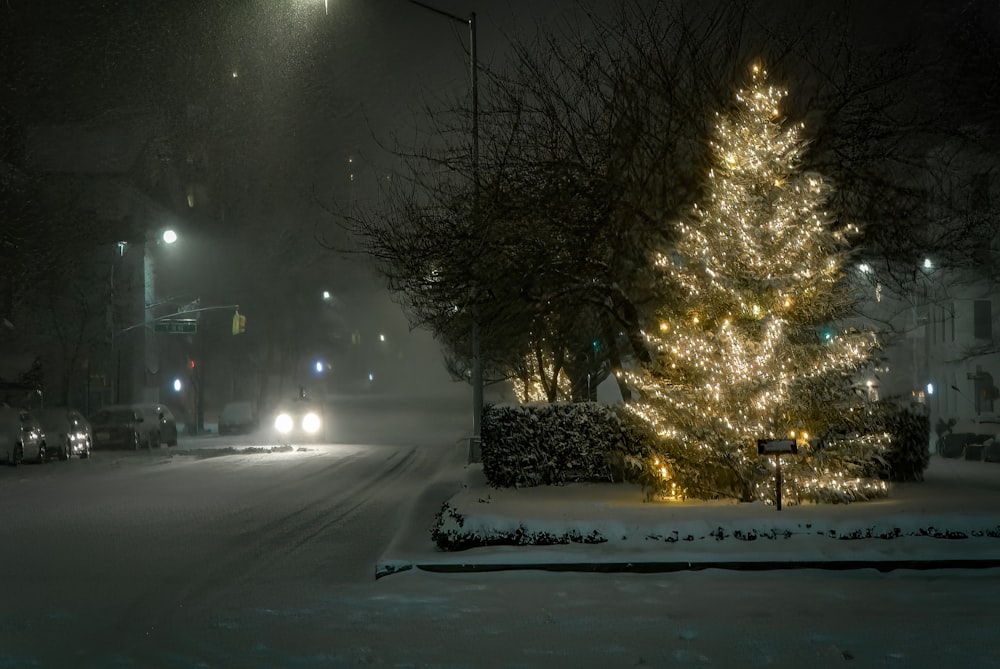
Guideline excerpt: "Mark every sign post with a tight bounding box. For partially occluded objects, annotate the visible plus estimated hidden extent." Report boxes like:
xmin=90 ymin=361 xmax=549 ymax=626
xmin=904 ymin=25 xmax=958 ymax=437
xmin=757 ymin=439 xmax=797 ymax=510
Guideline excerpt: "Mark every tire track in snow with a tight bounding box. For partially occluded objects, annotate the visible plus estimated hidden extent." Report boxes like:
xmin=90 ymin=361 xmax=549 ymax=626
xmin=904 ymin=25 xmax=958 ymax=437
xmin=120 ymin=445 xmax=423 ymax=634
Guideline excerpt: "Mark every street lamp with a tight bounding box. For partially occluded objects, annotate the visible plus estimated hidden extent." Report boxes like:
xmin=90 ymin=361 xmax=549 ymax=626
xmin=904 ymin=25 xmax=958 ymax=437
xmin=409 ymin=0 xmax=483 ymax=462
xmin=142 ymin=227 xmax=179 ymax=403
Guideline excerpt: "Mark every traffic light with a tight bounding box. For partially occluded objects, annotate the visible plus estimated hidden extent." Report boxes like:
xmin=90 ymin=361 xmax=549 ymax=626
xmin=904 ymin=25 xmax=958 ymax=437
xmin=232 ymin=310 xmax=246 ymax=335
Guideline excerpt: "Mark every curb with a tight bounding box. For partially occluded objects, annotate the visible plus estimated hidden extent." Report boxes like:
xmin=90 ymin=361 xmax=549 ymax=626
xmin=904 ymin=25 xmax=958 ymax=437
xmin=373 ymin=557 xmax=1000 ymax=578
xmin=413 ymin=558 xmax=1000 ymax=574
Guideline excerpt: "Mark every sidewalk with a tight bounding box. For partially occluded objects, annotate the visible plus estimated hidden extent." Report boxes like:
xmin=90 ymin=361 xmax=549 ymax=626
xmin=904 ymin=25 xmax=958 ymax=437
xmin=376 ymin=455 xmax=1000 ymax=578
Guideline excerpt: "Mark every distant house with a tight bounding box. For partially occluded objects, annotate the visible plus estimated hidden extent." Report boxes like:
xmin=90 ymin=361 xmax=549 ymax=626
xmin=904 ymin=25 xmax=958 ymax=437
xmin=856 ymin=128 xmax=999 ymax=440
xmin=14 ymin=107 xmax=189 ymax=410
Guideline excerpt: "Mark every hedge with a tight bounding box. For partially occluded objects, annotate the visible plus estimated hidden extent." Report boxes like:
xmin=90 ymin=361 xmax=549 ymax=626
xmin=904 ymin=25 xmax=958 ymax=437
xmin=480 ymin=402 xmax=656 ymax=488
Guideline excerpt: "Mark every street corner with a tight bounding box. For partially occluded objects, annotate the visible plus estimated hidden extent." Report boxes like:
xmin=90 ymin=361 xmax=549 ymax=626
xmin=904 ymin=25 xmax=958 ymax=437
xmin=375 ymin=559 xmax=414 ymax=580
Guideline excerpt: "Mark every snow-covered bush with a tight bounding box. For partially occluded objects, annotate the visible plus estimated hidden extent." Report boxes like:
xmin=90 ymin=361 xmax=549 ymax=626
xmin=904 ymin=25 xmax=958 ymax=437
xmin=871 ymin=404 xmax=930 ymax=481
xmin=839 ymin=401 xmax=930 ymax=482
xmin=480 ymin=402 xmax=656 ymax=488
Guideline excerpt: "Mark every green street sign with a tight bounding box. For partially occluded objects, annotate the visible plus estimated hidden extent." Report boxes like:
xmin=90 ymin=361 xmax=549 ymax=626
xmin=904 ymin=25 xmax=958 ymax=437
xmin=153 ymin=319 xmax=198 ymax=334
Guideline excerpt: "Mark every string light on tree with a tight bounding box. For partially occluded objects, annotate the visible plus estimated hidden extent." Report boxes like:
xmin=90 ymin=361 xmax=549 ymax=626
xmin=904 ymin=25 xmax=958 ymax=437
xmin=622 ymin=63 xmax=886 ymax=505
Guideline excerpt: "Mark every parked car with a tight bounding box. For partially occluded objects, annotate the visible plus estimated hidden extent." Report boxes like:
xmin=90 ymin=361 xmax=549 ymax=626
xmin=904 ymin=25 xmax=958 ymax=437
xmin=219 ymin=401 xmax=258 ymax=435
xmin=90 ymin=405 xmax=159 ymax=450
xmin=0 ymin=406 xmax=47 ymax=465
xmin=33 ymin=407 xmax=93 ymax=460
xmin=137 ymin=403 xmax=178 ymax=446
xmin=272 ymin=396 xmax=324 ymax=444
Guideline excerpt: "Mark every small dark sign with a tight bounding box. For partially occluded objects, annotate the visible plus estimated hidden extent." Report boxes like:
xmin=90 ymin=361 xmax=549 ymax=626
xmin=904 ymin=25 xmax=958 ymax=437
xmin=758 ymin=438 xmax=799 ymax=511
xmin=757 ymin=439 xmax=797 ymax=455
xmin=153 ymin=319 xmax=198 ymax=334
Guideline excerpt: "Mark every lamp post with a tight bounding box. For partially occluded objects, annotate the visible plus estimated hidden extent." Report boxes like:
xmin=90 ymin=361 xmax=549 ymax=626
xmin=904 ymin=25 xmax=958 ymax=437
xmin=142 ymin=227 xmax=178 ymax=403
xmin=409 ymin=0 xmax=482 ymax=462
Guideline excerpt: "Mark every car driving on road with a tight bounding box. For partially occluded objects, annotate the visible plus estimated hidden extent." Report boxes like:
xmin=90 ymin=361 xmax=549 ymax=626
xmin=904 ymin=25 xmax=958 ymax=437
xmin=272 ymin=396 xmax=324 ymax=444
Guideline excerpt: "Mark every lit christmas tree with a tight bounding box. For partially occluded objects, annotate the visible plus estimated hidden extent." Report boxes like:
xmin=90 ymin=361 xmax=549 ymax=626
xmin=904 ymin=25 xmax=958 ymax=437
xmin=623 ymin=64 xmax=887 ymax=504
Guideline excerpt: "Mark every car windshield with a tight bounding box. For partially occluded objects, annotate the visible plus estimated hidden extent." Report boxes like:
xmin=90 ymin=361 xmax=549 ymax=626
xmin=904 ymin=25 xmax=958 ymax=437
xmin=279 ymin=399 xmax=316 ymax=413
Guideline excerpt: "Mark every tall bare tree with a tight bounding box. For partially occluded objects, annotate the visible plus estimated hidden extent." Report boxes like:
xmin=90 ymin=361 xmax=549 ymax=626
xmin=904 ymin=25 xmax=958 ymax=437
xmin=343 ymin=0 xmax=996 ymax=401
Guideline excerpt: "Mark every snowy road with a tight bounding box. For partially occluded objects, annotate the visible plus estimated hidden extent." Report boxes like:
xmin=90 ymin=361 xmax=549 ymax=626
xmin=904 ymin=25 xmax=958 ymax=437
xmin=0 ymin=394 xmax=998 ymax=667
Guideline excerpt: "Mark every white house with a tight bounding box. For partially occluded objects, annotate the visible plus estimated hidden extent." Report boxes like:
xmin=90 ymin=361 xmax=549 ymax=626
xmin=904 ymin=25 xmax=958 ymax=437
xmin=856 ymin=130 xmax=999 ymax=445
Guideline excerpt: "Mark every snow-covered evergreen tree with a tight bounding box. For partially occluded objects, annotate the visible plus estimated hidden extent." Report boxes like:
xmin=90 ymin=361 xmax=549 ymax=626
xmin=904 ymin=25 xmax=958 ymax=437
xmin=623 ymin=64 xmax=887 ymax=504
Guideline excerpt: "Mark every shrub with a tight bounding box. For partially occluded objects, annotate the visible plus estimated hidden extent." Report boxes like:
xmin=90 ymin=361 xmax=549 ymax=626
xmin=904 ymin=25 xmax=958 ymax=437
xmin=841 ymin=401 xmax=931 ymax=481
xmin=480 ymin=402 xmax=657 ymax=488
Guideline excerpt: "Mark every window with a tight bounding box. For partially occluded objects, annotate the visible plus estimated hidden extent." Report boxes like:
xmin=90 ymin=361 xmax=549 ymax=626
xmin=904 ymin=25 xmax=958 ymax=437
xmin=975 ymin=372 xmax=996 ymax=415
xmin=974 ymin=300 xmax=992 ymax=340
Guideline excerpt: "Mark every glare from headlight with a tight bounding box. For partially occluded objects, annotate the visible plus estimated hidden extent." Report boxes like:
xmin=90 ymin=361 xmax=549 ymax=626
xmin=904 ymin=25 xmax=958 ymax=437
xmin=302 ymin=412 xmax=321 ymax=434
xmin=275 ymin=413 xmax=294 ymax=434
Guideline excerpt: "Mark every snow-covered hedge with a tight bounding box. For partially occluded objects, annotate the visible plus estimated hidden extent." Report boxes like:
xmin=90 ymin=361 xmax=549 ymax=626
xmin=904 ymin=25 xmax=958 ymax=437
xmin=429 ymin=498 xmax=1000 ymax=551
xmin=481 ymin=402 xmax=655 ymax=488
xmin=479 ymin=400 xmax=929 ymax=501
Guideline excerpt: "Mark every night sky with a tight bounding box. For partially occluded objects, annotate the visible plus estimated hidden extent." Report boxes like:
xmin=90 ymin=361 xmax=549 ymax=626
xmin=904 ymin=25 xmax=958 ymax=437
xmin=5 ymin=1 xmax=969 ymax=200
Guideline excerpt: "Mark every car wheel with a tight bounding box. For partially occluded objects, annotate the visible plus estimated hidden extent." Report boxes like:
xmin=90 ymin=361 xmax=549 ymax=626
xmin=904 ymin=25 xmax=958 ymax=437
xmin=151 ymin=431 xmax=161 ymax=449
xmin=60 ymin=439 xmax=71 ymax=461
xmin=81 ymin=439 xmax=91 ymax=459
xmin=37 ymin=443 xmax=47 ymax=464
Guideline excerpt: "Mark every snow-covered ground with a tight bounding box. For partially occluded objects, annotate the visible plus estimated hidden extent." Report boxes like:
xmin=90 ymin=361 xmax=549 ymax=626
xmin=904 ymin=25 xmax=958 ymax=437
xmin=379 ymin=455 xmax=1000 ymax=576
xmin=2 ymin=421 xmax=997 ymax=668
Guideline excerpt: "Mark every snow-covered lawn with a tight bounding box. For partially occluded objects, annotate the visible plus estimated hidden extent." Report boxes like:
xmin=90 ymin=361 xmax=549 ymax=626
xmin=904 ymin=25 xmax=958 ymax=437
xmin=380 ymin=455 xmax=1000 ymax=576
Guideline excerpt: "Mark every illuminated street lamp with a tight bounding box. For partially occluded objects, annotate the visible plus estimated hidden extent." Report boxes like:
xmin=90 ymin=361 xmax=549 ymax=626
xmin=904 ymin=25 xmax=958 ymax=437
xmin=142 ymin=227 xmax=180 ymax=402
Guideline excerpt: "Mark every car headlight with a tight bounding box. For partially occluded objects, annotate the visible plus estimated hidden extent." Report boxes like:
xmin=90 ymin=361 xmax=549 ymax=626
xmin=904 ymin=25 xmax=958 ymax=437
xmin=275 ymin=413 xmax=294 ymax=434
xmin=302 ymin=412 xmax=321 ymax=434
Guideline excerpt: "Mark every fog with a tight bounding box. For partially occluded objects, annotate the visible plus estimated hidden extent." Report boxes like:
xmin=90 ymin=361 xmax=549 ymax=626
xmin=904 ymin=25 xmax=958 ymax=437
xmin=1 ymin=0 xmax=967 ymax=412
